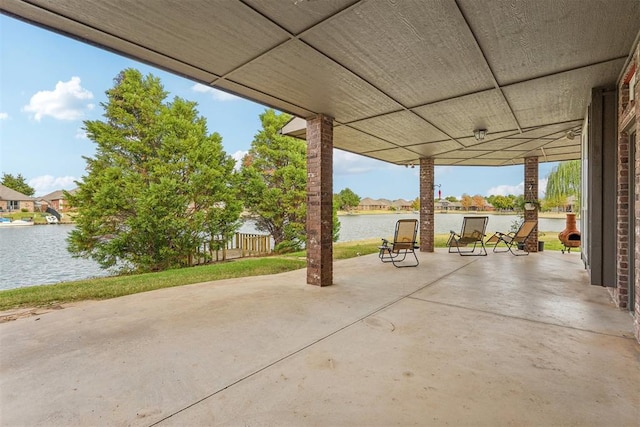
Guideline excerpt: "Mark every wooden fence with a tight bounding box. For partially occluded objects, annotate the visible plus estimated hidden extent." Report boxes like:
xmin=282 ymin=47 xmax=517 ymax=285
xmin=188 ymin=232 xmax=272 ymax=265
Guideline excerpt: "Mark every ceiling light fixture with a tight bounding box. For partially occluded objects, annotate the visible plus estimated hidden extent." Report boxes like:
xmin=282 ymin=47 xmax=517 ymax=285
xmin=566 ymin=129 xmax=581 ymax=140
xmin=473 ymin=128 xmax=487 ymax=142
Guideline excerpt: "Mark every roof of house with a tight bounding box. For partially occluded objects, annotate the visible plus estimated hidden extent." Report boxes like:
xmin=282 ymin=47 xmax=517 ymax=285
xmin=0 ymin=184 xmax=34 ymax=201
xmin=39 ymin=188 xmax=77 ymax=202
xmin=358 ymin=197 xmax=391 ymax=207
xmin=391 ymin=199 xmax=412 ymax=207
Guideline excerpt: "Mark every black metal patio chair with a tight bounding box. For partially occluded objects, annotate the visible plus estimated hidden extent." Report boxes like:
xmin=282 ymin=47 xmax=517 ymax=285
xmin=447 ymin=216 xmax=489 ymax=256
xmin=487 ymin=219 xmax=537 ymax=256
xmin=378 ymin=219 xmax=419 ymax=267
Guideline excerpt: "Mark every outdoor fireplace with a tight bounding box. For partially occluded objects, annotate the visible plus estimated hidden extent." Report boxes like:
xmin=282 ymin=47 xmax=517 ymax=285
xmin=558 ymin=213 xmax=581 ymax=254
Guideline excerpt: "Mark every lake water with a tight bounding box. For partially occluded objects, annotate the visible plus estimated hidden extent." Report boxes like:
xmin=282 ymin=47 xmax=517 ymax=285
xmin=336 ymin=213 xmax=566 ymax=243
xmin=0 ymin=214 xmax=567 ymax=290
xmin=0 ymin=225 xmax=111 ymax=290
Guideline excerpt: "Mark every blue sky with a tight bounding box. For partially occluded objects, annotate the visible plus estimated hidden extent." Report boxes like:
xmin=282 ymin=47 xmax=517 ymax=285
xmin=0 ymin=16 xmax=556 ymax=199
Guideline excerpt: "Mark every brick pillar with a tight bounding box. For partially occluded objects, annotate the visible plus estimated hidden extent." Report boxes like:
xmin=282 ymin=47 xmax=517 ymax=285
xmin=306 ymin=115 xmax=333 ymax=286
xmin=419 ymin=157 xmax=435 ymax=252
xmin=524 ymin=156 xmax=539 ymax=253
xmin=616 ymin=131 xmax=629 ymax=308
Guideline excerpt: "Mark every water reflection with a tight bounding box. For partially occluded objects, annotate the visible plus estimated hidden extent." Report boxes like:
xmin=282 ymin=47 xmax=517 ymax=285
xmin=0 ymin=225 xmax=110 ymax=290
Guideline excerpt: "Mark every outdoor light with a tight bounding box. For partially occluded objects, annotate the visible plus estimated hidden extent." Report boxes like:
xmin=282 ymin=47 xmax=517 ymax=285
xmin=473 ymin=128 xmax=487 ymax=142
xmin=566 ymin=129 xmax=581 ymax=140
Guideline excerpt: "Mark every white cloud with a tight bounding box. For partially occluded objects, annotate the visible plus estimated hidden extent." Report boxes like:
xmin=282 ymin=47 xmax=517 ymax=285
xmin=487 ymin=178 xmax=548 ymax=197
xmin=29 ymin=175 xmax=78 ymax=197
xmin=231 ymin=150 xmax=248 ymax=170
xmin=334 ymin=150 xmax=388 ymax=175
xmin=487 ymin=182 xmax=524 ymax=197
xmin=191 ymin=84 xmax=240 ymax=101
xmin=23 ymin=76 xmax=94 ymax=121
xmin=0 ymin=112 xmax=8 ymax=120
xmin=75 ymin=128 xmax=88 ymax=139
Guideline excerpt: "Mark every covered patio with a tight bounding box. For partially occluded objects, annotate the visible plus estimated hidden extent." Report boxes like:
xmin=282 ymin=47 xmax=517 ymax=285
xmin=1 ymin=2 xmax=639 ymax=422
xmin=4 ymin=1 xmax=637 ymax=333
xmin=1 ymin=250 xmax=638 ymax=425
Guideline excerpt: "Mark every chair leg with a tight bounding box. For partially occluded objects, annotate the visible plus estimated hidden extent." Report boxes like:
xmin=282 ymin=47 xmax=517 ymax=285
xmin=509 ymin=242 xmax=529 ymax=256
xmin=492 ymin=238 xmax=511 ymax=254
xmin=493 ymin=239 xmax=529 ymax=256
xmin=391 ymin=248 xmax=419 ymax=267
xmin=454 ymin=240 xmax=488 ymax=256
xmin=380 ymin=246 xmax=411 ymax=263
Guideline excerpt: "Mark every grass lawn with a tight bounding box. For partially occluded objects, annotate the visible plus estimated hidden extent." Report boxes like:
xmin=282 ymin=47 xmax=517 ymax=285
xmin=0 ymin=233 xmax=574 ymax=312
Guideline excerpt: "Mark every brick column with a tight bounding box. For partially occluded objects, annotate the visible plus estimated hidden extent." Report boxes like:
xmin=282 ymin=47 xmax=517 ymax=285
xmin=524 ymin=156 xmax=539 ymax=253
xmin=616 ymin=131 xmax=629 ymax=309
xmin=419 ymin=157 xmax=434 ymax=252
xmin=306 ymin=114 xmax=333 ymax=286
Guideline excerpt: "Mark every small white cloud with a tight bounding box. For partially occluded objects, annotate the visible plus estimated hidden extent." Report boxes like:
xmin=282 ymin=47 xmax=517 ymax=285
xmin=191 ymin=84 xmax=240 ymax=101
xmin=487 ymin=178 xmax=548 ymax=197
xmin=23 ymin=76 xmax=94 ymax=121
xmin=29 ymin=175 xmax=78 ymax=197
xmin=75 ymin=128 xmax=88 ymax=139
xmin=0 ymin=112 xmax=8 ymax=120
xmin=231 ymin=150 xmax=248 ymax=170
xmin=487 ymin=182 xmax=524 ymax=197
xmin=334 ymin=150 xmax=389 ymax=175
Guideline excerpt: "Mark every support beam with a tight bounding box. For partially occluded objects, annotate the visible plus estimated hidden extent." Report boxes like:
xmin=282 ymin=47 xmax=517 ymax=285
xmin=419 ymin=157 xmax=435 ymax=252
xmin=306 ymin=114 xmax=333 ymax=286
xmin=524 ymin=156 xmax=539 ymax=253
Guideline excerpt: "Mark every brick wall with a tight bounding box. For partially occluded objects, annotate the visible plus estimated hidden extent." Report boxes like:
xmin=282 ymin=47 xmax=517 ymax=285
xmin=306 ymin=114 xmax=333 ymax=287
xmin=634 ymin=46 xmax=640 ymax=343
xmin=419 ymin=158 xmax=434 ymax=252
xmin=617 ymin=40 xmax=639 ymax=343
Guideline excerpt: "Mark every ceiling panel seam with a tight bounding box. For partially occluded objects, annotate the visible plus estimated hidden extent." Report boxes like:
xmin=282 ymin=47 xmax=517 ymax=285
xmin=212 ymin=0 xmax=365 ymax=88
xmin=454 ymin=0 xmax=522 ymax=133
xmin=500 ymin=56 xmax=631 ymax=89
xmin=0 ymin=2 xmax=221 ymax=83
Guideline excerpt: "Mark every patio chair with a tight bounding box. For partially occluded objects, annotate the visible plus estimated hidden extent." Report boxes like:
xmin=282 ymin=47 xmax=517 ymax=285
xmin=447 ymin=216 xmax=489 ymax=256
xmin=378 ymin=219 xmax=419 ymax=267
xmin=487 ymin=220 xmax=537 ymax=256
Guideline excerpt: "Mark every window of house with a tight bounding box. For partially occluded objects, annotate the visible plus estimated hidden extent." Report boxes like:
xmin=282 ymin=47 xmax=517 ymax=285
xmin=7 ymin=201 xmax=19 ymax=211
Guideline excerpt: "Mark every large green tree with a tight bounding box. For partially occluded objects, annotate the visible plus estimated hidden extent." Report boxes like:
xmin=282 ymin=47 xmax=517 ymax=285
xmin=240 ymin=109 xmax=341 ymax=251
xmin=487 ymin=194 xmax=514 ymax=211
xmin=240 ymin=109 xmax=308 ymax=252
xmin=1 ymin=173 xmax=35 ymax=196
xmin=67 ymin=68 xmax=241 ymax=272
xmin=336 ymin=188 xmax=361 ymax=212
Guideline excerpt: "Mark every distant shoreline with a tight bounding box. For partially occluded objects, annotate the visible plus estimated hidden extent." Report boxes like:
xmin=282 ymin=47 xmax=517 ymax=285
xmin=337 ymin=210 xmax=574 ymax=219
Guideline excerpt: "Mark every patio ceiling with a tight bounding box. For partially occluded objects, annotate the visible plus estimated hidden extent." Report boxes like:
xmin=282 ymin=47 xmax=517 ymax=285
xmin=2 ymin=0 xmax=639 ymax=166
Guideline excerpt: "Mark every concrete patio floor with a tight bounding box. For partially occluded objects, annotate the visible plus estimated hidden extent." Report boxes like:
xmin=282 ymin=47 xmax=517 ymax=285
xmin=1 ymin=249 xmax=638 ymax=426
